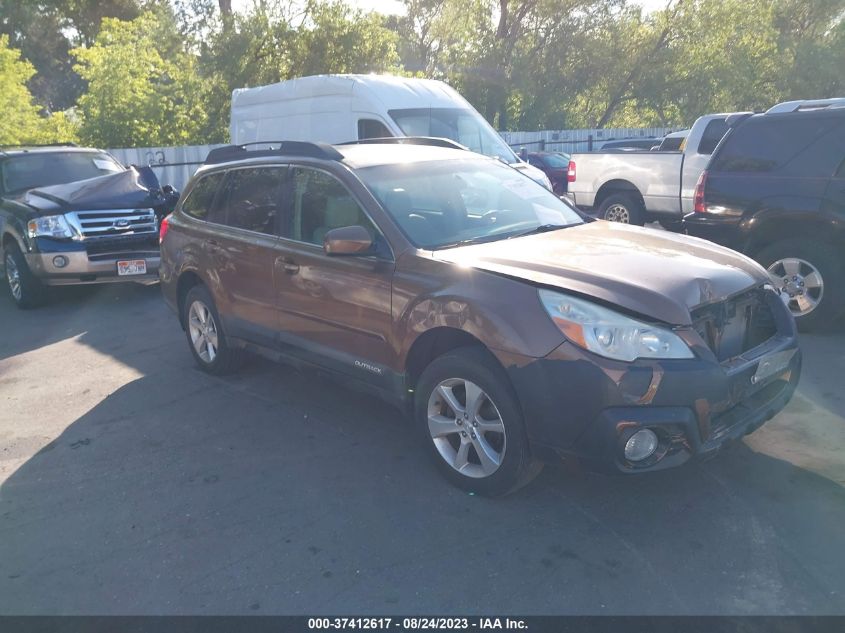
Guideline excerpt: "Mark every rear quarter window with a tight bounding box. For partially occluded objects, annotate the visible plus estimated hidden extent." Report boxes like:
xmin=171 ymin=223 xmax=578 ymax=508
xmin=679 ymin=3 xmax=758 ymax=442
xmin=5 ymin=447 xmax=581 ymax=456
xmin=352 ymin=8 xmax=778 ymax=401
xmin=696 ymin=119 xmax=729 ymax=155
xmin=711 ymin=116 xmax=839 ymax=174
xmin=181 ymin=172 xmax=226 ymax=222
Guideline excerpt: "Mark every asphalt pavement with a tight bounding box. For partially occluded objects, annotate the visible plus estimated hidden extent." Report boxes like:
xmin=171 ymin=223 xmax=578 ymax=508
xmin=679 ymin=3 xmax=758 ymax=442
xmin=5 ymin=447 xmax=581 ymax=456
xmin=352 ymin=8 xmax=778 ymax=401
xmin=1 ymin=283 xmax=844 ymax=615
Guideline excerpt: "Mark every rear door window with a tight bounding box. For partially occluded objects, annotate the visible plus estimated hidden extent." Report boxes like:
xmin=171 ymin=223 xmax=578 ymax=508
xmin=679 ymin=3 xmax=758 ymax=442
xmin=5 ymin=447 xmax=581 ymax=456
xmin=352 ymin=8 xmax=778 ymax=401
xmin=181 ymin=172 xmax=226 ymax=223
xmin=711 ymin=116 xmax=836 ymax=173
xmin=219 ymin=167 xmax=286 ymax=235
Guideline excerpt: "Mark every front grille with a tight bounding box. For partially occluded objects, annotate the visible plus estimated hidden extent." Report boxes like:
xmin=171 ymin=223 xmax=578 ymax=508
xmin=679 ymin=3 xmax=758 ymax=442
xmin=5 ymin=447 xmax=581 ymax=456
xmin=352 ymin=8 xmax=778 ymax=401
xmin=84 ymin=234 xmax=158 ymax=257
xmin=68 ymin=209 xmax=157 ymax=239
xmin=691 ymin=287 xmax=778 ymax=362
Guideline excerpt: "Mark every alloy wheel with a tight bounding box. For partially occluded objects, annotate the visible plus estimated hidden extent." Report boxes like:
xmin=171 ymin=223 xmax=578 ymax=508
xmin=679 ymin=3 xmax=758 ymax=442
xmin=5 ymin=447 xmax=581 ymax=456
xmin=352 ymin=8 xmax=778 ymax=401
xmin=604 ymin=204 xmax=630 ymax=223
xmin=427 ymin=378 xmax=507 ymax=478
xmin=5 ymin=253 xmax=21 ymax=301
xmin=188 ymin=300 xmax=219 ymax=363
xmin=767 ymin=257 xmax=824 ymax=317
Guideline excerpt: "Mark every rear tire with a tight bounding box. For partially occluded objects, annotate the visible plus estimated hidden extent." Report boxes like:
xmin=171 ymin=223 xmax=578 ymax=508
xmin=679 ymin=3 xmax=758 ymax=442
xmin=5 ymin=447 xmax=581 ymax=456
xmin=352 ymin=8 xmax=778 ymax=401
xmin=4 ymin=242 xmax=46 ymax=309
xmin=183 ymin=285 xmax=242 ymax=374
xmin=414 ymin=346 xmax=542 ymax=496
xmin=598 ymin=193 xmax=645 ymax=226
xmin=755 ymin=239 xmax=844 ymax=333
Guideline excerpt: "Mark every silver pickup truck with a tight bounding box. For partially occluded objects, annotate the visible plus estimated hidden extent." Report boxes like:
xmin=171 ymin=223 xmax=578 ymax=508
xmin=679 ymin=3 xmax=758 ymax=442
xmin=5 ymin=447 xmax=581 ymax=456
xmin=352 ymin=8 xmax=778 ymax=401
xmin=568 ymin=113 xmax=746 ymax=226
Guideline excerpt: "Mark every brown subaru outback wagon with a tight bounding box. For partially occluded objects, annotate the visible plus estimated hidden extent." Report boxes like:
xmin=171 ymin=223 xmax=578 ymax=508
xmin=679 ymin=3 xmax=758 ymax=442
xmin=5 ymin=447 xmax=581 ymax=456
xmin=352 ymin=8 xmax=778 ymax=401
xmin=160 ymin=140 xmax=801 ymax=495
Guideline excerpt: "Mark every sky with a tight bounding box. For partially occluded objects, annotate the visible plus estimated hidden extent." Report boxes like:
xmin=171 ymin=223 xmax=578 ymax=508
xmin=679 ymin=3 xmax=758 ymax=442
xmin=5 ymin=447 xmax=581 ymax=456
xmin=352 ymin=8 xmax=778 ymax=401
xmin=231 ymin=0 xmax=669 ymax=17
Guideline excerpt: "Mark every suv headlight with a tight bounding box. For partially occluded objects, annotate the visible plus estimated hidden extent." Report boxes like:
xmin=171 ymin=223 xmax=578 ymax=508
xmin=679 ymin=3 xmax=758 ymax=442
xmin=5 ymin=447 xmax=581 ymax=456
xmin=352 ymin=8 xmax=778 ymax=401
xmin=27 ymin=215 xmax=74 ymax=239
xmin=539 ymin=289 xmax=694 ymax=362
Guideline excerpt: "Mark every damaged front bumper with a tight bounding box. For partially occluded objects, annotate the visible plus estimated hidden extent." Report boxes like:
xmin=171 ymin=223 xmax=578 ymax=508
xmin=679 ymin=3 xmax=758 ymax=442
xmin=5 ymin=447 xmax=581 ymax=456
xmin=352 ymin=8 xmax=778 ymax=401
xmin=501 ymin=292 xmax=801 ymax=474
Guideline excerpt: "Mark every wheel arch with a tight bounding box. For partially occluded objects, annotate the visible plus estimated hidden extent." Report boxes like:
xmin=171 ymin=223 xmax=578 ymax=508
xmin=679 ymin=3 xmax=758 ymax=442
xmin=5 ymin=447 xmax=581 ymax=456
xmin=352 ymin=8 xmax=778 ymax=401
xmin=1 ymin=230 xmax=25 ymax=259
xmin=742 ymin=214 xmax=845 ymax=257
xmin=176 ymin=269 xmax=207 ymax=329
xmin=404 ymin=327 xmax=504 ymax=396
xmin=594 ymin=179 xmax=645 ymax=210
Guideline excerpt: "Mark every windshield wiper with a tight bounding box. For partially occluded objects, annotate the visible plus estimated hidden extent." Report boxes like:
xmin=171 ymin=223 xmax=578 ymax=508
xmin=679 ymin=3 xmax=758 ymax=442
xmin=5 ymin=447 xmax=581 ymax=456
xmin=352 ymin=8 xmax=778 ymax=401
xmin=507 ymin=224 xmax=570 ymax=239
xmin=432 ymin=233 xmax=514 ymax=250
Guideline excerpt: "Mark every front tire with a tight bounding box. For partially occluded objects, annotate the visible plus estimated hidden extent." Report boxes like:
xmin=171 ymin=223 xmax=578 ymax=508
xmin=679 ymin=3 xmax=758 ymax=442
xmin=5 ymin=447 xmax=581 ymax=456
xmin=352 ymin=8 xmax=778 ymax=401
xmin=755 ymin=239 xmax=844 ymax=332
xmin=4 ymin=242 xmax=46 ymax=309
xmin=183 ymin=285 xmax=242 ymax=374
xmin=414 ymin=347 xmax=542 ymax=496
xmin=598 ymin=193 xmax=645 ymax=226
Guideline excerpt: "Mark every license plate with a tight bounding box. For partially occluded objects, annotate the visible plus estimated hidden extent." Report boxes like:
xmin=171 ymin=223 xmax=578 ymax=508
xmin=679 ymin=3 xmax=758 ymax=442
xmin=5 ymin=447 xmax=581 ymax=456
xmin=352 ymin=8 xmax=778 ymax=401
xmin=752 ymin=349 xmax=796 ymax=385
xmin=117 ymin=259 xmax=147 ymax=276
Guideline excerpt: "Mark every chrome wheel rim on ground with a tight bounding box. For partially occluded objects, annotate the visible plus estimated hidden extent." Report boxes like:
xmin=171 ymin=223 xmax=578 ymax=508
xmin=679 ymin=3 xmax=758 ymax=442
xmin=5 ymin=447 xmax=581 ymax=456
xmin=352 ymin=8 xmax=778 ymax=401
xmin=188 ymin=300 xmax=219 ymax=363
xmin=5 ymin=254 xmax=21 ymax=301
xmin=604 ymin=204 xmax=630 ymax=223
xmin=767 ymin=257 xmax=824 ymax=317
xmin=427 ymin=378 xmax=506 ymax=478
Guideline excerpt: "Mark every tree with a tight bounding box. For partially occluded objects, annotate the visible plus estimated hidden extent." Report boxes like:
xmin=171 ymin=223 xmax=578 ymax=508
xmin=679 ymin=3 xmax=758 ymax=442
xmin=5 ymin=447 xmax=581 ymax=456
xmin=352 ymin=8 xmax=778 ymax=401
xmin=72 ymin=10 xmax=210 ymax=147
xmin=0 ymin=0 xmax=143 ymax=110
xmin=291 ymin=0 xmax=401 ymax=77
xmin=0 ymin=35 xmax=76 ymax=145
xmin=195 ymin=0 xmax=402 ymax=142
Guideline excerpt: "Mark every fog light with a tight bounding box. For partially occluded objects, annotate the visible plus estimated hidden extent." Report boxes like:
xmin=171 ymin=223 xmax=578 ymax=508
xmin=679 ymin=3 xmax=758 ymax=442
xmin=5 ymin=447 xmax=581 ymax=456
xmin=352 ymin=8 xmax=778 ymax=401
xmin=624 ymin=428 xmax=659 ymax=462
xmin=52 ymin=255 xmax=68 ymax=268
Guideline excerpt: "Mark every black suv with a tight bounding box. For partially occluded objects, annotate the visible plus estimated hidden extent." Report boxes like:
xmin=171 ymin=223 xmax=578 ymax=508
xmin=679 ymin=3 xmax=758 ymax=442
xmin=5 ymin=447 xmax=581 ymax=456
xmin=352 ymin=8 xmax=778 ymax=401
xmin=1 ymin=145 xmax=177 ymax=307
xmin=685 ymin=101 xmax=845 ymax=331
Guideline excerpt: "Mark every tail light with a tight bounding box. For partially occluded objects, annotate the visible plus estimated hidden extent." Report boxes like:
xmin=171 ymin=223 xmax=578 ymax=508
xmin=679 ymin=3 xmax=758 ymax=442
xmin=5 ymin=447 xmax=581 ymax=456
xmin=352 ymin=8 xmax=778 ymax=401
xmin=567 ymin=160 xmax=576 ymax=183
xmin=693 ymin=171 xmax=708 ymax=213
xmin=159 ymin=213 xmax=171 ymax=244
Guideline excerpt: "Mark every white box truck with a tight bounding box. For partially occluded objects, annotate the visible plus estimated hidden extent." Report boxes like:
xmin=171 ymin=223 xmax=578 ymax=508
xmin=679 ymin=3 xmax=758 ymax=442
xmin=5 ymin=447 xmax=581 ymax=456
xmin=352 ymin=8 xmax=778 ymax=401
xmin=229 ymin=74 xmax=552 ymax=189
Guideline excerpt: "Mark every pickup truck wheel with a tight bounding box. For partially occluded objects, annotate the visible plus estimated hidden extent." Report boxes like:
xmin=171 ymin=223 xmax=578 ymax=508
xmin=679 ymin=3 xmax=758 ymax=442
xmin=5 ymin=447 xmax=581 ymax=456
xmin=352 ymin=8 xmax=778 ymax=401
xmin=415 ymin=347 xmax=542 ymax=496
xmin=4 ymin=243 xmax=46 ymax=309
xmin=598 ymin=194 xmax=645 ymax=226
xmin=756 ymin=239 xmax=844 ymax=332
xmin=183 ymin=285 xmax=242 ymax=374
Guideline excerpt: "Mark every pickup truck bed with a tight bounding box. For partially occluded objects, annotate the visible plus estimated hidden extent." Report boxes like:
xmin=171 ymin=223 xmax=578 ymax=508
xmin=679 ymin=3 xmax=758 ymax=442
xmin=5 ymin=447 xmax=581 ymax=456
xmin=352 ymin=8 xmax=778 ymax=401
xmin=567 ymin=114 xmax=739 ymax=225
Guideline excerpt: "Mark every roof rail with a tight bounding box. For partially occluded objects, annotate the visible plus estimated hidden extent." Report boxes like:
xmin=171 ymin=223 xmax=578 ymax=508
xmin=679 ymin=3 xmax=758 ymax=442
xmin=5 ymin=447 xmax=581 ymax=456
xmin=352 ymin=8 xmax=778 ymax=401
xmin=341 ymin=136 xmax=469 ymax=151
xmin=0 ymin=142 xmax=79 ymax=150
xmin=766 ymin=98 xmax=845 ymax=114
xmin=204 ymin=141 xmax=343 ymax=165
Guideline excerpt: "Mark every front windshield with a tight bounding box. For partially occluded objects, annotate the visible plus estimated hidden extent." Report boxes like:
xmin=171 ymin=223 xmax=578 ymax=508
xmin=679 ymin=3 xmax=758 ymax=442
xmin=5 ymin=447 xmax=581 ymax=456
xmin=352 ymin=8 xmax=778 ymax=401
xmin=1 ymin=152 xmax=124 ymax=194
xmin=360 ymin=158 xmax=583 ymax=250
xmin=389 ymin=107 xmax=518 ymax=164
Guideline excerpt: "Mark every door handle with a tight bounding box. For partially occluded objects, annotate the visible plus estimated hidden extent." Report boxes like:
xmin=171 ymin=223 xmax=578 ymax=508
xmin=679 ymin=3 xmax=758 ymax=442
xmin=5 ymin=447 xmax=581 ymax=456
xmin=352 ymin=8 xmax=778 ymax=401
xmin=279 ymin=257 xmax=299 ymax=274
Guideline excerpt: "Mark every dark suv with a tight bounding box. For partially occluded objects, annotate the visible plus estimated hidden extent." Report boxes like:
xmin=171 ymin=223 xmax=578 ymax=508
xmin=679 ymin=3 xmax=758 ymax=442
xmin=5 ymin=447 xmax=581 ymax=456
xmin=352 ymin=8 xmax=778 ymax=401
xmin=685 ymin=101 xmax=845 ymax=331
xmin=1 ymin=145 xmax=177 ymax=308
xmin=160 ymin=140 xmax=800 ymax=495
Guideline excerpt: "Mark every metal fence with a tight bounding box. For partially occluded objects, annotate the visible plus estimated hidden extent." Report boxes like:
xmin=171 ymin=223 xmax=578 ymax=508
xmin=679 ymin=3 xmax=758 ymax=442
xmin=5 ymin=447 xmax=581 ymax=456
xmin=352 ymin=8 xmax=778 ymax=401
xmin=108 ymin=145 xmax=224 ymax=191
xmin=108 ymin=127 xmax=676 ymax=189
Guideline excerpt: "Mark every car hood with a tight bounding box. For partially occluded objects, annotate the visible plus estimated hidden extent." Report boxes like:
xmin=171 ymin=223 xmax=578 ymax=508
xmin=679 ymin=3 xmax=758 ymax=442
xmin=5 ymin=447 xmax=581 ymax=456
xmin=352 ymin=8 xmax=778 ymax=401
xmin=431 ymin=221 xmax=769 ymax=325
xmin=23 ymin=166 xmax=170 ymax=214
xmin=512 ymin=162 xmax=551 ymax=189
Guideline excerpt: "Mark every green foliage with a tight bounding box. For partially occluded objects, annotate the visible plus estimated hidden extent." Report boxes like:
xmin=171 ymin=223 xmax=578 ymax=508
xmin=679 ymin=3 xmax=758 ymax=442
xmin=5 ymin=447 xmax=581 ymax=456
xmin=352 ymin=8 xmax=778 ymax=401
xmin=0 ymin=35 xmax=77 ymax=145
xmin=72 ymin=10 xmax=210 ymax=147
xmin=0 ymin=0 xmax=144 ymax=110
xmin=3 ymin=0 xmax=844 ymax=147
xmin=196 ymin=0 xmax=402 ymax=142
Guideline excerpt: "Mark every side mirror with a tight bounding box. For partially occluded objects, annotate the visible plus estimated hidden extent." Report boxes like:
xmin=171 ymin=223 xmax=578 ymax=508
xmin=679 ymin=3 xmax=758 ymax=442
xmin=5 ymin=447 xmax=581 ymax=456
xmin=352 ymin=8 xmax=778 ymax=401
xmin=323 ymin=225 xmax=373 ymax=256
